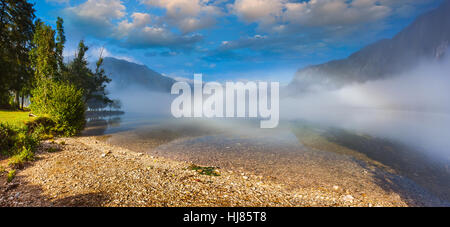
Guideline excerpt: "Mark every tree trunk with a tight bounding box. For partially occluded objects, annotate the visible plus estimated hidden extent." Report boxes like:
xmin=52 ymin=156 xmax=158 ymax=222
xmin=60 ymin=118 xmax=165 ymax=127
xmin=14 ymin=90 xmax=20 ymax=110
xmin=21 ymin=96 xmax=24 ymax=110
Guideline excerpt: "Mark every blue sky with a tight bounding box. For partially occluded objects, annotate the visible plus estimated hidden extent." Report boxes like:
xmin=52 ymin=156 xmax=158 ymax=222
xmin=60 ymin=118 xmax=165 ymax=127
xmin=35 ymin=0 xmax=443 ymax=84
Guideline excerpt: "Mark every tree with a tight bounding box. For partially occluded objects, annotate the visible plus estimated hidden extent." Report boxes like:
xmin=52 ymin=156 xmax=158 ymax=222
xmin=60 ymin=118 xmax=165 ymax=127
xmin=66 ymin=40 xmax=92 ymax=96
xmin=0 ymin=0 xmax=35 ymax=108
xmin=29 ymin=20 xmax=88 ymax=136
xmin=0 ymin=0 xmax=12 ymax=107
xmin=30 ymin=20 xmax=58 ymax=84
xmin=55 ymin=16 xmax=66 ymax=76
xmin=111 ymin=99 xmax=122 ymax=111
xmin=66 ymin=44 xmax=112 ymax=110
xmin=89 ymin=48 xmax=112 ymax=109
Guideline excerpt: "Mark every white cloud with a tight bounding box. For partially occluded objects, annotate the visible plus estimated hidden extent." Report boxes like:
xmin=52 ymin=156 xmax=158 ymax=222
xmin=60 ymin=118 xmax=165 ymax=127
xmin=63 ymin=0 xmax=203 ymax=49
xmin=115 ymin=12 xmax=153 ymax=38
xmin=66 ymin=0 xmax=126 ymax=25
xmin=140 ymin=0 xmax=222 ymax=33
xmin=60 ymin=0 xmax=437 ymax=53
xmin=232 ymin=0 xmax=286 ymax=26
xmin=282 ymin=0 xmax=391 ymax=31
xmin=231 ymin=0 xmax=433 ymax=33
xmin=90 ymin=46 xmax=141 ymax=64
xmin=114 ymin=12 xmax=203 ymax=49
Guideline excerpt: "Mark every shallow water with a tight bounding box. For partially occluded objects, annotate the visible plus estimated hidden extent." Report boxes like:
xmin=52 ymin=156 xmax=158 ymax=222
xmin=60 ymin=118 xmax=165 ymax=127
xmin=83 ymin=111 xmax=450 ymax=206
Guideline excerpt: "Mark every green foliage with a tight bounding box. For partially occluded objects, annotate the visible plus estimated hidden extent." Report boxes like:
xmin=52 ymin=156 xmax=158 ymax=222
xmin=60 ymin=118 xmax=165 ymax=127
xmin=29 ymin=20 xmax=87 ymax=136
xmin=0 ymin=0 xmax=36 ymax=108
xmin=0 ymin=121 xmax=40 ymax=170
xmin=31 ymin=81 xmax=86 ymax=136
xmin=0 ymin=123 xmax=18 ymax=155
xmin=0 ymin=92 xmax=11 ymax=109
xmin=2 ymin=13 xmax=115 ymax=138
xmin=55 ymin=17 xmax=66 ymax=73
xmin=89 ymin=52 xmax=112 ymax=110
xmin=24 ymin=116 xmax=57 ymax=139
xmin=30 ymin=20 xmax=58 ymax=83
xmin=65 ymin=41 xmax=91 ymax=93
xmin=0 ymin=123 xmax=39 ymax=157
xmin=15 ymin=127 xmax=39 ymax=151
xmin=0 ymin=118 xmax=53 ymax=170
xmin=189 ymin=164 xmax=221 ymax=176
xmin=8 ymin=147 xmax=35 ymax=169
xmin=7 ymin=170 xmax=16 ymax=183
xmin=65 ymin=42 xmax=112 ymax=110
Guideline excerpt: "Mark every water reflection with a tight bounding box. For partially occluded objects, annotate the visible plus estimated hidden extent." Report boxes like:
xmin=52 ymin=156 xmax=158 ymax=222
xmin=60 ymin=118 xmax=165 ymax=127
xmin=83 ymin=114 xmax=124 ymax=136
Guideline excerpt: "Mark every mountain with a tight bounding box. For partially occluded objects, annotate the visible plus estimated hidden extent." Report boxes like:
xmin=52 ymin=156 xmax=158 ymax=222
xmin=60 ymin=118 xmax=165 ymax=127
xmin=288 ymin=0 xmax=450 ymax=94
xmin=100 ymin=57 xmax=176 ymax=92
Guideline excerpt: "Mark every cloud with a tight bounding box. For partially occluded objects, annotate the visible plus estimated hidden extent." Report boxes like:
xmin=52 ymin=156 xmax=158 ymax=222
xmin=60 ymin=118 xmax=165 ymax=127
xmin=208 ymin=0 xmax=438 ymax=61
xmin=89 ymin=46 xmax=141 ymax=64
xmin=58 ymin=0 xmax=439 ymax=62
xmin=232 ymin=0 xmax=285 ymax=28
xmin=63 ymin=0 xmax=203 ymax=50
xmin=139 ymin=0 xmax=223 ymax=33
xmin=114 ymin=12 xmax=203 ymax=49
xmin=66 ymin=0 xmax=126 ymax=23
xmin=283 ymin=0 xmax=390 ymax=28
xmin=231 ymin=0 xmax=434 ymax=33
xmin=204 ymin=32 xmax=337 ymax=63
xmin=63 ymin=0 xmax=126 ymax=37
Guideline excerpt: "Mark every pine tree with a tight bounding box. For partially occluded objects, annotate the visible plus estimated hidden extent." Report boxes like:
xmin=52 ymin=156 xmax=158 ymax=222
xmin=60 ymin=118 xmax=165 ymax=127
xmin=67 ymin=40 xmax=92 ymax=96
xmin=55 ymin=16 xmax=66 ymax=77
xmin=0 ymin=0 xmax=35 ymax=108
xmin=89 ymin=49 xmax=112 ymax=109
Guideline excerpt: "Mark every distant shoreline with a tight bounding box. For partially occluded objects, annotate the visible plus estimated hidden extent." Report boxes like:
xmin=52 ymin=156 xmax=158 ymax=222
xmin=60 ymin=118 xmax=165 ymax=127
xmin=86 ymin=110 xmax=125 ymax=118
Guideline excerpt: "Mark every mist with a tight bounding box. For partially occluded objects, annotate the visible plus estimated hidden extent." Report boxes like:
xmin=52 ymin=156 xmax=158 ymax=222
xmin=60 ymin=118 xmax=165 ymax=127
xmin=282 ymin=56 xmax=450 ymax=161
xmin=101 ymin=52 xmax=450 ymax=164
xmin=108 ymin=85 xmax=174 ymax=116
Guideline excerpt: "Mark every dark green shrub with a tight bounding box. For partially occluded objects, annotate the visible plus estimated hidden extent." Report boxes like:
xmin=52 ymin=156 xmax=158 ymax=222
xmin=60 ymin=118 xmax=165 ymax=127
xmin=8 ymin=147 xmax=35 ymax=169
xmin=25 ymin=116 xmax=57 ymax=139
xmin=25 ymin=116 xmax=55 ymax=132
xmin=0 ymin=123 xmax=39 ymax=157
xmin=31 ymin=81 xmax=86 ymax=136
xmin=0 ymin=123 xmax=18 ymax=155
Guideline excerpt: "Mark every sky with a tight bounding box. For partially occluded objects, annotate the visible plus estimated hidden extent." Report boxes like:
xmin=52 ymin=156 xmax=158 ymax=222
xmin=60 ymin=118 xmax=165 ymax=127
xmin=34 ymin=0 xmax=444 ymax=84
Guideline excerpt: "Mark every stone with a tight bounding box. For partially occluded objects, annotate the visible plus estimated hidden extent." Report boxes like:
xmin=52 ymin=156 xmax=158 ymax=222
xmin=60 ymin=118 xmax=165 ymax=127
xmin=342 ymin=195 xmax=354 ymax=203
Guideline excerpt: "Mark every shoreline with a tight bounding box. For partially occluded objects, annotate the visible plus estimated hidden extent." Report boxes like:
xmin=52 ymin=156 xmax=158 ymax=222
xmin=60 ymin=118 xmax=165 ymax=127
xmin=0 ymin=136 xmax=415 ymax=207
xmin=85 ymin=110 xmax=125 ymax=118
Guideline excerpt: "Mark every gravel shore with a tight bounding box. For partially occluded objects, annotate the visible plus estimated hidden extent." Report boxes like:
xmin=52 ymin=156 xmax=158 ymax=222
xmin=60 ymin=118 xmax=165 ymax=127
xmin=0 ymin=136 xmax=427 ymax=207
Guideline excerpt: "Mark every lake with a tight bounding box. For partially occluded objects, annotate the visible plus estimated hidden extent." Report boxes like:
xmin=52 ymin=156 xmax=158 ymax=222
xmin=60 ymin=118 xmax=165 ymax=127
xmin=83 ymin=110 xmax=450 ymax=206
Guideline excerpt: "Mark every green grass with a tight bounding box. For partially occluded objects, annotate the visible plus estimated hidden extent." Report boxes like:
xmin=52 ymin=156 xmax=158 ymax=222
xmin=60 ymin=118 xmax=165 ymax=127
xmin=0 ymin=110 xmax=31 ymax=127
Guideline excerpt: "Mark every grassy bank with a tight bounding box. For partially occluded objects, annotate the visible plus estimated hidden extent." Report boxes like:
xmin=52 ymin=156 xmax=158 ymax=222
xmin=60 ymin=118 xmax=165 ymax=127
xmin=0 ymin=109 xmax=48 ymax=182
xmin=0 ymin=110 xmax=31 ymax=127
